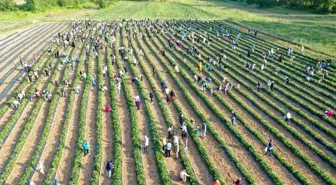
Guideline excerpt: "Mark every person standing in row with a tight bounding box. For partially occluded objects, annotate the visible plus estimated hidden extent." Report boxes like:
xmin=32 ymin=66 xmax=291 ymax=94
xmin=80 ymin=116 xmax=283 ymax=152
xmin=149 ymin=91 xmax=154 ymax=103
xmin=105 ymin=160 xmax=114 ymax=178
xmin=82 ymin=140 xmax=90 ymax=156
xmin=144 ymin=135 xmax=149 ymax=153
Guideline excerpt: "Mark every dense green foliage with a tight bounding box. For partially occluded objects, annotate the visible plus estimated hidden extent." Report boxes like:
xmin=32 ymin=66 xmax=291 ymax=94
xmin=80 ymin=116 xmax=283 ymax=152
xmin=0 ymin=0 xmax=16 ymax=11
xmin=244 ymin=0 xmax=336 ymax=13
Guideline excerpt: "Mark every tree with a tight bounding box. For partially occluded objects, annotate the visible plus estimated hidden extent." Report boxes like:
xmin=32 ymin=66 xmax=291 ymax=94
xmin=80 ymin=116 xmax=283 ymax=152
xmin=0 ymin=0 xmax=16 ymax=11
xmin=26 ymin=0 xmax=38 ymax=11
xmin=97 ymin=0 xmax=106 ymax=8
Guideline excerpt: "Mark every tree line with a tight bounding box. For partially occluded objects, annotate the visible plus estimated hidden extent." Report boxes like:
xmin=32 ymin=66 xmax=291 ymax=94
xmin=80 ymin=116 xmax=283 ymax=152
xmin=0 ymin=0 xmax=106 ymax=11
xmin=242 ymin=0 xmax=336 ymax=13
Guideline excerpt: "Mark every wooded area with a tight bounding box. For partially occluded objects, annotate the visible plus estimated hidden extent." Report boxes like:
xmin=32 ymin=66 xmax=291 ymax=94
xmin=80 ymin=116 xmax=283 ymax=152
xmin=0 ymin=0 xmax=106 ymax=11
xmin=0 ymin=0 xmax=335 ymax=13
xmin=243 ymin=0 xmax=336 ymax=13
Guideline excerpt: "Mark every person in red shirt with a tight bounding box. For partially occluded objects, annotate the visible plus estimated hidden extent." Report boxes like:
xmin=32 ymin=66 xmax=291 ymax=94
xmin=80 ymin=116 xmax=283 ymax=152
xmin=325 ymin=109 xmax=334 ymax=118
xmin=105 ymin=105 xmax=112 ymax=112
xmin=212 ymin=179 xmax=221 ymax=185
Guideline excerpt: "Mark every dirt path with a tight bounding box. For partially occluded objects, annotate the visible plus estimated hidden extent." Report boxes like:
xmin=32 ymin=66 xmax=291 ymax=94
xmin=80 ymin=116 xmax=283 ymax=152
xmin=110 ymin=48 xmax=137 ymax=185
xmin=145 ymin=34 xmax=279 ymax=184
xmin=55 ymin=80 xmax=84 ymax=184
xmin=122 ymin=41 xmax=161 ymax=185
xmin=131 ymin=38 xmax=185 ymax=185
xmin=4 ymin=102 xmax=51 ymax=185
xmin=77 ymin=57 xmax=98 ymax=185
xmin=3 ymin=45 xmax=72 ymax=184
xmin=176 ymin=30 xmax=336 ymax=177
xmin=56 ymin=54 xmax=89 ymax=184
xmin=137 ymin=37 xmax=214 ymax=185
xmin=0 ymin=23 xmax=60 ymax=68
xmin=0 ymin=24 xmax=68 ymax=94
xmin=160 ymin=31 xmax=327 ymax=184
xmin=0 ymin=57 xmax=46 ymax=107
xmin=29 ymin=45 xmax=83 ymax=184
xmin=0 ymin=77 xmax=52 ymax=172
xmin=99 ymin=51 xmax=114 ymax=185
xmin=194 ymin=23 xmax=336 ymax=128
xmin=0 ymin=23 xmax=52 ymax=61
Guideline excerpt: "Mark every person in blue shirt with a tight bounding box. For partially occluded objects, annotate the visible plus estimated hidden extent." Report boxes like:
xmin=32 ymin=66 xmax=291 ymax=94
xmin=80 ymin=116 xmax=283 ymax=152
xmin=82 ymin=140 xmax=90 ymax=156
xmin=165 ymin=142 xmax=172 ymax=158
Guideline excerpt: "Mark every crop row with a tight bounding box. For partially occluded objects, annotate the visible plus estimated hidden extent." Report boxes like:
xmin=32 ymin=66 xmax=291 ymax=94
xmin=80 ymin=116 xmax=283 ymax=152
xmin=0 ymin=44 xmax=74 ymax=184
xmin=106 ymin=31 xmax=123 ymax=185
xmin=157 ymin=26 xmax=336 ymax=184
xmin=68 ymin=25 xmax=96 ymax=185
xmin=115 ymin=24 xmax=147 ymax=185
xmin=42 ymin=27 xmax=93 ymax=185
xmin=181 ymin=24 xmax=336 ymax=154
xmin=18 ymin=28 xmax=90 ymax=185
xmin=90 ymin=29 xmax=104 ymax=185
xmin=144 ymin=28 xmax=288 ymax=185
xmin=199 ymin=21 xmax=336 ymax=98
xmin=194 ymin=21 xmax=336 ymax=114
xmin=131 ymin=28 xmax=199 ymax=185
xmin=0 ymin=42 xmax=56 ymax=115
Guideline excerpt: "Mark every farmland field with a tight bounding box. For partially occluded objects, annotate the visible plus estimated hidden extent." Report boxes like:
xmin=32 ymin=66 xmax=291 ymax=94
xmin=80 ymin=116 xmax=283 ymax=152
xmin=0 ymin=1 xmax=336 ymax=185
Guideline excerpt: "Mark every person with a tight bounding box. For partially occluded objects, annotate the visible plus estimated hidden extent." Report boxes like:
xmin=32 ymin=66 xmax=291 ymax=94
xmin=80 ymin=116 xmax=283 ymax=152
xmin=135 ymin=95 xmax=141 ymax=110
xmin=256 ymin=81 xmax=262 ymax=92
xmin=144 ymin=135 xmax=149 ymax=153
xmin=168 ymin=126 xmax=173 ymax=139
xmin=202 ymin=122 xmax=207 ymax=139
xmin=52 ymin=179 xmax=60 ymax=185
xmin=181 ymin=123 xmax=187 ymax=139
xmin=284 ymin=111 xmax=291 ymax=123
xmin=325 ymin=109 xmax=334 ymax=118
xmin=173 ymin=135 xmax=179 ymax=158
xmin=260 ymin=63 xmax=265 ymax=71
xmin=231 ymin=112 xmax=237 ymax=126
xmin=106 ymin=160 xmax=113 ymax=178
xmin=195 ymin=125 xmax=200 ymax=136
xmin=36 ymin=160 xmax=44 ymax=174
xmin=270 ymin=81 xmax=274 ymax=91
xmin=60 ymin=87 xmax=66 ymax=97
xmin=234 ymin=179 xmax=242 ymax=185
xmin=174 ymin=65 xmax=180 ymax=73
xmin=285 ymin=77 xmax=290 ymax=85
xmin=165 ymin=141 xmax=172 ymax=157
xmin=265 ymin=139 xmax=273 ymax=156
xmin=101 ymin=84 xmax=108 ymax=92
xmin=212 ymin=179 xmax=221 ymax=185
xmin=75 ymin=86 xmax=81 ymax=94
xmin=301 ymin=45 xmax=305 ymax=54
xmin=105 ymin=105 xmax=112 ymax=112
xmin=149 ymin=91 xmax=154 ymax=103
xmin=178 ymin=114 xmax=184 ymax=126
xmin=13 ymin=100 xmax=20 ymax=109
xmin=18 ymin=92 xmax=24 ymax=101
xmin=180 ymin=169 xmax=190 ymax=182
xmin=35 ymin=89 xmax=40 ymax=99
xmin=82 ymin=140 xmax=90 ymax=156
xmin=92 ymin=75 xmax=96 ymax=86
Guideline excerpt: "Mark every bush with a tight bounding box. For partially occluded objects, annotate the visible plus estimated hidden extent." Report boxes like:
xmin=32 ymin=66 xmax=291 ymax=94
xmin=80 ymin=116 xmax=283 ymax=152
xmin=0 ymin=0 xmax=17 ymax=11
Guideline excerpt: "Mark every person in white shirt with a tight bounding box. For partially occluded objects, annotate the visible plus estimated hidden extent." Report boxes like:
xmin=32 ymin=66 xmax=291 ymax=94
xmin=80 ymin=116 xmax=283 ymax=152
xmin=180 ymin=169 xmax=190 ymax=182
xmin=144 ymin=135 xmax=149 ymax=153
xmin=36 ymin=160 xmax=45 ymax=174
xmin=18 ymin=93 xmax=24 ymax=101
xmin=13 ymin=100 xmax=20 ymax=109
xmin=284 ymin=111 xmax=292 ymax=123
